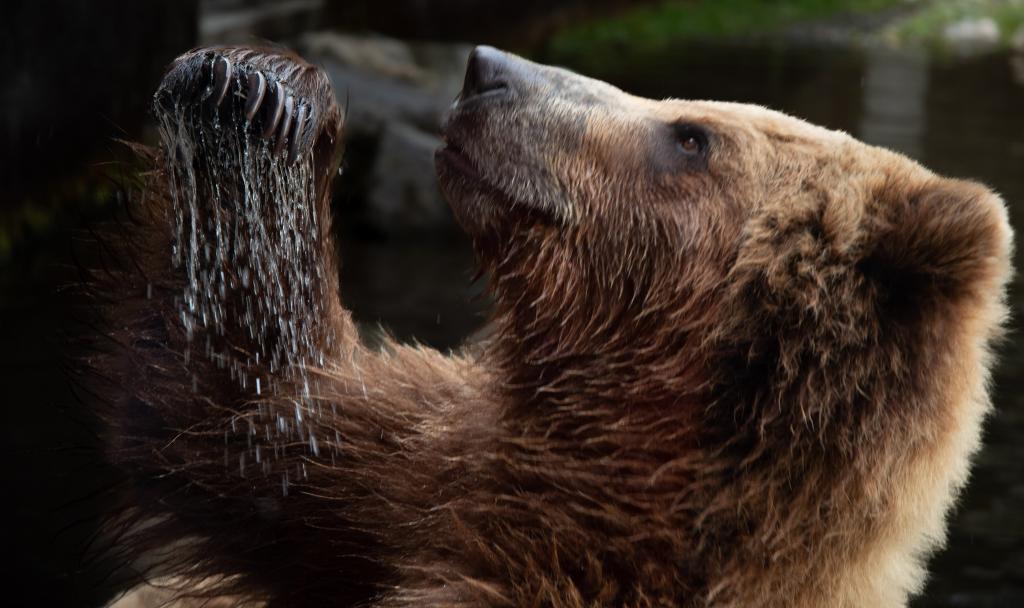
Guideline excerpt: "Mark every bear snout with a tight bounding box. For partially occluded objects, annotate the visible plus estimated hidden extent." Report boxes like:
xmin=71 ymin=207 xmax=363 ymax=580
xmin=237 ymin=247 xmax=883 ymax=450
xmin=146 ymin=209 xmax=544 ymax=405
xmin=459 ymin=46 xmax=513 ymax=105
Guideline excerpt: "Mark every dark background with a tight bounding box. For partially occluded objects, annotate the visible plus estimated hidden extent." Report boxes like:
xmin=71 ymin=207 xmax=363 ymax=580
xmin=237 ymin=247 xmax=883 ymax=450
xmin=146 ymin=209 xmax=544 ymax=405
xmin=2 ymin=1 xmax=1022 ymax=605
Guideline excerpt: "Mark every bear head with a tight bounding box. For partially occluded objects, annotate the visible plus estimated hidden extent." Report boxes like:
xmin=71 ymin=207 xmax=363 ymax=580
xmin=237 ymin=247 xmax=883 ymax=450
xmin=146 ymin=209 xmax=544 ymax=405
xmin=435 ymin=47 xmax=1012 ymax=604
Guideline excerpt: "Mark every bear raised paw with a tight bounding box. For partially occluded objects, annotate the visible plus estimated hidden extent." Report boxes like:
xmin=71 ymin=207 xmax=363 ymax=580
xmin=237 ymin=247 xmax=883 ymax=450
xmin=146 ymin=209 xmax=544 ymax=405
xmin=154 ymin=46 xmax=341 ymax=161
xmin=94 ymin=46 xmax=1012 ymax=608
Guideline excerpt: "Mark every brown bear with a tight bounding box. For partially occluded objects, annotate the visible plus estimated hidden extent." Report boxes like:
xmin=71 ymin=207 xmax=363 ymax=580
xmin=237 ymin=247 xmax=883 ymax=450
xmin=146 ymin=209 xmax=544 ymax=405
xmin=91 ymin=45 xmax=1012 ymax=607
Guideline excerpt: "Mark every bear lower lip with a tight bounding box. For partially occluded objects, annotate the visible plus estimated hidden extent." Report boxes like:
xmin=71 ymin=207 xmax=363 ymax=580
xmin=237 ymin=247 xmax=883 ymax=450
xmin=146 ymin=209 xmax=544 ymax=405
xmin=436 ymin=143 xmax=555 ymax=225
xmin=436 ymin=144 xmax=483 ymax=181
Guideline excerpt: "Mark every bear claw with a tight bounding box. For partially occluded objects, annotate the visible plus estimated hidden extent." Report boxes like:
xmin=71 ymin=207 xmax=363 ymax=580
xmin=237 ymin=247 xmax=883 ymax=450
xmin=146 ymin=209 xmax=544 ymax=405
xmin=260 ymin=80 xmax=287 ymax=140
xmin=287 ymin=104 xmax=309 ymax=165
xmin=158 ymin=50 xmax=325 ymax=164
xmin=209 ymin=56 xmax=232 ymax=109
xmin=243 ymin=71 xmax=266 ymax=122
xmin=273 ymin=95 xmax=295 ymax=155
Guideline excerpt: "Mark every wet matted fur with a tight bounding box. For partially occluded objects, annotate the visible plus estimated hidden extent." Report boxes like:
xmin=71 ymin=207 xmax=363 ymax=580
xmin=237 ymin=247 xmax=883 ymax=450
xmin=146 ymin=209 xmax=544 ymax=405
xmin=89 ymin=46 xmax=1013 ymax=607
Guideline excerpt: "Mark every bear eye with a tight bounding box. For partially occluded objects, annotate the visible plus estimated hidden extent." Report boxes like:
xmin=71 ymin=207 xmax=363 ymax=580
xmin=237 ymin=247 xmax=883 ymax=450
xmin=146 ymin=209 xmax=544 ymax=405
xmin=673 ymin=124 xmax=708 ymax=157
xmin=679 ymin=136 xmax=700 ymax=152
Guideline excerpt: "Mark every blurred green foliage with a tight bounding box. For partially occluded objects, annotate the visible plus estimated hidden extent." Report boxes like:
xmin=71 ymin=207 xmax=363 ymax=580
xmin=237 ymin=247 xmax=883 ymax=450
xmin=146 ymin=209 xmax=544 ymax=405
xmin=0 ymin=168 xmax=125 ymax=263
xmin=544 ymin=0 xmax=904 ymax=71
xmin=886 ymin=0 xmax=1024 ymax=49
xmin=544 ymin=0 xmax=1024 ymax=73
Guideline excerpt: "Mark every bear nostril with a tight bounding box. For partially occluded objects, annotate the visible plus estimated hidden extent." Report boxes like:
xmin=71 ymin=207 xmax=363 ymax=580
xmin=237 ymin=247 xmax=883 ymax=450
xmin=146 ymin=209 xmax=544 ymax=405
xmin=461 ymin=45 xmax=510 ymax=102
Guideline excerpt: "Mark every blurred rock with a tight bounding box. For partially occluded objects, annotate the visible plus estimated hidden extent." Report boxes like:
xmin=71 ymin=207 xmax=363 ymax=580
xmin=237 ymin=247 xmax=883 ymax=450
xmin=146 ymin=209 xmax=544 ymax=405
xmin=299 ymin=32 xmax=470 ymax=137
xmin=368 ymin=123 xmax=450 ymax=232
xmin=942 ymin=17 xmax=1000 ymax=54
xmin=301 ymin=32 xmax=426 ymax=83
xmin=1012 ymin=25 xmax=1024 ymax=53
xmin=326 ymin=60 xmax=448 ymax=135
xmin=295 ymin=32 xmax=470 ymax=234
xmin=200 ymin=0 xmax=324 ymax=44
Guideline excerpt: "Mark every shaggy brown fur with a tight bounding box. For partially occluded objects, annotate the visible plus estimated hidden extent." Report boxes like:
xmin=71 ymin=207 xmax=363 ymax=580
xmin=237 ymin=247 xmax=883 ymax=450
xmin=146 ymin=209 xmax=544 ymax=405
xmin=91 ymin=46 xmax=1012 ymax=607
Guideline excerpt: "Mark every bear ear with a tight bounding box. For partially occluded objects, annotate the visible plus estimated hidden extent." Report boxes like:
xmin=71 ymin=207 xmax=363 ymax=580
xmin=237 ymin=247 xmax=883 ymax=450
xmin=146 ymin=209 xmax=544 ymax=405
xmin=861 ymin=175 xmax=1012 ymax=319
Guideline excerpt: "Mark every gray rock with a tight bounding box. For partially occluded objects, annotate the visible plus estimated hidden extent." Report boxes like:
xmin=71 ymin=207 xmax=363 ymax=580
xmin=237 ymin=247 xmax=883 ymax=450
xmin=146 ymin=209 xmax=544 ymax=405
xmin=200 ymin=0 xmax=324 ymax=44
xmin=300 ymin=32 xmax=427 ymax=84
xmin=289 ymin=33 xmax=471 ymax=234
xmin=942 ymin=17 xmax=1000 ymax=54
xmin=298 ymin=32 xmax=471 ymax=137
xmin=367 ymin=122 xmax=452 ymax=232
xmin=318 ymin=59 xmax=451 ymax=136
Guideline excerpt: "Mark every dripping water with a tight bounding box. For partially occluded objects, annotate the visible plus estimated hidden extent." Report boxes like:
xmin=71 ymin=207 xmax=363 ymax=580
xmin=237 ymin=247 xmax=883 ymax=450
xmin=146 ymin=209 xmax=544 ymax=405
xmin=154 ymin=59 xmax=337 ymax=494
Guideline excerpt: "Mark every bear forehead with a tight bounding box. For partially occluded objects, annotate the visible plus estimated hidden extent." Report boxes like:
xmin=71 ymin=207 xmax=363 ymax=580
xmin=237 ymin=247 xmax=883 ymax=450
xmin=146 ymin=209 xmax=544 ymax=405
xmin=631 ymin=97 xmax=854 ymax=148
xmin=575 ymin=95 xmax=907 ymax=205
xmin=564 ymin=94 xmax=876 ymax=186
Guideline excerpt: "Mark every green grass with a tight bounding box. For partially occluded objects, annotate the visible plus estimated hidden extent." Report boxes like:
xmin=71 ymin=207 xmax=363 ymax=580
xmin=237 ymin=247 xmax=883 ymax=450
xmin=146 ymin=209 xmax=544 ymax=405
xmin=543 ymin=0 xmax=907 ymax=72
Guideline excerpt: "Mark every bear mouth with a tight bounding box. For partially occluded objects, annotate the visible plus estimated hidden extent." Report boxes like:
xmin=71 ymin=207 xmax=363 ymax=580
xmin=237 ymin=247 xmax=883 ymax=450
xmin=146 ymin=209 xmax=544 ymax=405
xmin=435 ymin=138 xmax=520 ymax=210
xmin=435 ymin=139 xmax=562 ymax=235
xmin=436 ymin=140 xmax=483 ymax=182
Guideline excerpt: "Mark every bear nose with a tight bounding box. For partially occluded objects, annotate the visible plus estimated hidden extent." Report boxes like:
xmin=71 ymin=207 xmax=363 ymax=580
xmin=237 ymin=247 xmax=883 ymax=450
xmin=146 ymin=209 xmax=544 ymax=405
xmin=460 ymin=46 xmax=511 ymax=102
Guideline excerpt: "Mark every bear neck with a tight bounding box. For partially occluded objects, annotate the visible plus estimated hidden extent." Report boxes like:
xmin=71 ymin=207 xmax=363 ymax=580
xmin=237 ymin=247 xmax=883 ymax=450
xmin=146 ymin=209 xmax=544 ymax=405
xmin=482 ymin=225 xmax=713 ymax=422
